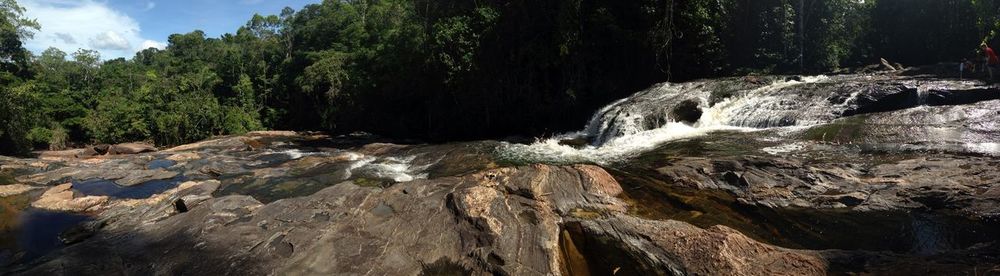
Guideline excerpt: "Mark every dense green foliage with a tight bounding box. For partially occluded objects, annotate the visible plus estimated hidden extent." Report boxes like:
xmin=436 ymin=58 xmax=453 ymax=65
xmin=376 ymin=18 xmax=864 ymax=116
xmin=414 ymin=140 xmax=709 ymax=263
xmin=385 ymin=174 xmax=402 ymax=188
xmin=1 ymin=0 xmax=999 ymax=155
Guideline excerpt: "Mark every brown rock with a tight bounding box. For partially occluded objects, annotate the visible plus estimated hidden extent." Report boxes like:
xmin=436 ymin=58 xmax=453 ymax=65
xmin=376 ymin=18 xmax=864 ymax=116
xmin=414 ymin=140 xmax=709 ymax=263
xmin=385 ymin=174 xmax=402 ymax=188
xmin=0 ymin=184 xmax=39 ymax=197
xmin=116 ymin=169 xmax=179 ymax=187
xmin=31 ymin=183 xmax=107 ymax=212
xmin=108 ymin=143 xmax=157 ymax=155
xmin=248 ymin=131 xmax=298 ymax=137
xmin=166 ymin=152 xmax=200 ymax=162
xmin=21 ymin=165 xmax=831 ymax=275
xmin=36 ymin=149 xmax=86 ymax=160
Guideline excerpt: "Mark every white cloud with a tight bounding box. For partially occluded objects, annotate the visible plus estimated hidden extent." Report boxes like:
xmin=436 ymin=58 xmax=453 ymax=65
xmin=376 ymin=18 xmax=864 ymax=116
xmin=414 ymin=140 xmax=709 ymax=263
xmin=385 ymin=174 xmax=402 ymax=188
xmin=140 ymin=40 xmax=166 ymax=50
xmin=89 ymin=31 xmax=131 ymax=51
xmin=21 ymin=0 xmax=160 ymax=59
xmin=53 ymin=32 xmax=75 ymax=44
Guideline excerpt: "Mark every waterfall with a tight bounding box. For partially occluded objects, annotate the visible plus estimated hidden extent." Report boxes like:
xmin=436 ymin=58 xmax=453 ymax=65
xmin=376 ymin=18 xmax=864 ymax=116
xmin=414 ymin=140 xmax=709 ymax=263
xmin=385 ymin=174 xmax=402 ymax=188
xmin=498 ymin=74 xmax=991 ymax=164
xmin=583 ymin=75 xmax=832 ymax=147
xmin=499 ymin=76 xmax=833 ymax=164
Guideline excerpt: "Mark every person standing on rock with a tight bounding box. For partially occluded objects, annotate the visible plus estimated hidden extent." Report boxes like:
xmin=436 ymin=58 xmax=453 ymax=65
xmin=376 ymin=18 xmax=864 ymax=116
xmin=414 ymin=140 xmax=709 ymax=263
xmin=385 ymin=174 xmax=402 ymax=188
xmin=982 ymin=43 xmax=1000 ymax=80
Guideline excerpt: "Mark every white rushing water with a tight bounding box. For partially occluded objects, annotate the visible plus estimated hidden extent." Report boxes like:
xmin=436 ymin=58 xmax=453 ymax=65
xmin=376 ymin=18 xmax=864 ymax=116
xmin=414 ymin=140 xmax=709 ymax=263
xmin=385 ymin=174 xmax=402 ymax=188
xmin=351 ymin=155 xmax=430 ymax=182
xmin=964 ymin=142 xmax=1000 ymax=156
xmin=341 ymin=153 xmax=430 ymax=183
xmin=252 ymin=149 xmax=431 ymax=183
xmin=499 ymin=75 xmax=834 ymax=164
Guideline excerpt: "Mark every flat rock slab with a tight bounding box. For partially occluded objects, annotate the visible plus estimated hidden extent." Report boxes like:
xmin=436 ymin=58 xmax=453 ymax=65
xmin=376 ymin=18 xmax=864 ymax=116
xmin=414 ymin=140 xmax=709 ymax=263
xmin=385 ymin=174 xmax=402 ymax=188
xmin=31 ymin=183 xmax=107 ymax=212
xmin=116 ymin=169 xmax=180 ymax=187
xmin=0 ymin=184 xmax=39 ymax=197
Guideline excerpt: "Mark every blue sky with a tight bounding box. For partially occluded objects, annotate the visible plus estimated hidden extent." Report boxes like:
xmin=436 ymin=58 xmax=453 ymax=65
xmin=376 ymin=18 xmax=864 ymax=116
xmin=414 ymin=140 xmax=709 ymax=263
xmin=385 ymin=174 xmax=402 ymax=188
xmin=22 ymin=0 xmax=320 ymax=59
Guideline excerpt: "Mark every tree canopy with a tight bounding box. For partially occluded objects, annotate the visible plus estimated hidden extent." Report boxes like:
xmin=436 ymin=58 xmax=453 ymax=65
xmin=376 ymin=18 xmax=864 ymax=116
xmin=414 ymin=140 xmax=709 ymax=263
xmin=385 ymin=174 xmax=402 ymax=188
xmin=1 ymin=0 xmax=999 ymax=155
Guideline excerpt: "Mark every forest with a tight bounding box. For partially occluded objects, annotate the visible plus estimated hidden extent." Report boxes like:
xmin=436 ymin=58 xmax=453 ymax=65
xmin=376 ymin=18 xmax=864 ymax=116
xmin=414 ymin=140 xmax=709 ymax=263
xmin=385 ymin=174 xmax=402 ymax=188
xmin=1 ymin=0 xmax=999 ymax=155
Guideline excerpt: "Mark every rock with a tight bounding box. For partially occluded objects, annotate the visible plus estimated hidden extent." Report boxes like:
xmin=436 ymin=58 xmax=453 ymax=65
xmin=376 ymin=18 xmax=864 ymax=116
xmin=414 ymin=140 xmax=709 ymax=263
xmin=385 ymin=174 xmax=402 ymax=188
xmin=5 ymin=129 xmax=998 ymax=275
xmin=108 ymin=143 xmax=156 ymax=155
xmin=77 ymin=144 xmax=111 ymax=157
xmin=743 ymin=75 xmax=765 ymax=84
xmin=164 ymin=136 xmax=247 ymax=152
xmin=58 ymin=220 xmax=106 ymax=245
xmin=356 ymin=143 xmax=408 ymax=156
xmin=31 ymin=183 xmax=108 ymax=212
xmin=248 ymin=131 xmax=299 ymax=137
xmin=881 ymin=58 xmax=897 ymax=71
xmin=93 ymin=144 xmax=111 ymax=154
xmin=557 ymin=138 xmax=590 ymax=148
xmin=17 ymin=165 xmax=834 ymax=275
xmin=95 ymin=180 xmax=222 ymax=228
xmin=722 ymin=171 xmax=744 ymax=187
xmin=242 ymin=138 xmax=266 ymax=151
xmin=670 ymin=99 xmax=703 ymax=124
xmin=925 ymin=88 xmax=1000 ymax=106
xmin=36 ymin=149 xmax=86 ymax=159
xmin=79 ymin=147 xmax=99 ymax=157
xmin=648 ymin=154 xmax=1000 ymax=217
xmin=116 ymin=169 xmax=180 ymax=187
xmin=0 ymin=184 xmax=39 ymax=197
xmin=370 ymin=202 xmax=393 ymax=217
xmin=173 ymin=198 xmax=188 ymax=213
xmin=170 ymin=193 xmax=215 ymax=214
xmin=178 ymin=195 xmax=211 ymax=210
xmin=837 ymin=83 xmax=919 ymax=116
xmin=568 ymin=218 xmax=827 ymax=275
xmin=166 ymin=152 xmax=200 ymax=161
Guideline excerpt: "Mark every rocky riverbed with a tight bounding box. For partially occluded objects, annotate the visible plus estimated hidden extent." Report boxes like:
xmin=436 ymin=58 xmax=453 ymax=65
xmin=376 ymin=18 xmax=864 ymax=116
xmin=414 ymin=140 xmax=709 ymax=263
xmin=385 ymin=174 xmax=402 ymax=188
xmin=2 ymin=71 xmax=1000 ymax=275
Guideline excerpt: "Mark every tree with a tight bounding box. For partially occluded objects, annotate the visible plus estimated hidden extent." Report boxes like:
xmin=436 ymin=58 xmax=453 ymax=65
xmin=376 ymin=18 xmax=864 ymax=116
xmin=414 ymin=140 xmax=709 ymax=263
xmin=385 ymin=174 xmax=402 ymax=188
xmin=0 ymin=0 xmax=38 ymax=154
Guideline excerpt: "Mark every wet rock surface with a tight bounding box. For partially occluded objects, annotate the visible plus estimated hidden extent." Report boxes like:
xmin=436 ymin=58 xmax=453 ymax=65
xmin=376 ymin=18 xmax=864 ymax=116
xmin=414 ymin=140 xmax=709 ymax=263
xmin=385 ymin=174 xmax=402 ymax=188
xmin=631 ymin=154 xmax=1000 ymax=216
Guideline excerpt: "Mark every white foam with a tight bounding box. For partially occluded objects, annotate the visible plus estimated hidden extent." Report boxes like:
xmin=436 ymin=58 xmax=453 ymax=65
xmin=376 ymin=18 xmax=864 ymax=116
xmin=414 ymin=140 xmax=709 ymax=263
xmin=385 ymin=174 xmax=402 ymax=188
xmin=499 ymin=76 xmax=832 ymax=164
xmin=279 ymin=149 xmax=323 ymax=160
xmin=697 ymin=75 xmax=830 ymax=128
xmin=761 ymin=142 xmax=809 ymax=155
xmin=344 ymin=154 xmax=430 ymax=183
xmin=500 ymin=123 xmax=752 ymax=165
xmin=964 ymin=142 xmax=1000 ymax=156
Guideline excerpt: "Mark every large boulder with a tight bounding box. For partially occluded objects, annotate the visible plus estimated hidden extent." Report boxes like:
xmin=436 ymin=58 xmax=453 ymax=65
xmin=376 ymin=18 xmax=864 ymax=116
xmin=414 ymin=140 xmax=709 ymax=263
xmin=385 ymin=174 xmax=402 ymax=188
xmin=670 ymin=99 xmax=703 ymax=124
xmin=108 ymin=143 xmax=156 ymax=155
xmin=77 ymin=144 xmax=111 ymax=157
xmin=834 ymin=83 xmax=919 ymax=116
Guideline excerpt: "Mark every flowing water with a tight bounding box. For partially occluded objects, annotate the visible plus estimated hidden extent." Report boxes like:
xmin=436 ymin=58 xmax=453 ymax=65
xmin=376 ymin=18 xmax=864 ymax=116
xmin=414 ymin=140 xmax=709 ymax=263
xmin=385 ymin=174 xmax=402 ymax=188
xmin=499 ymin=74 xmax=1000 ymax=165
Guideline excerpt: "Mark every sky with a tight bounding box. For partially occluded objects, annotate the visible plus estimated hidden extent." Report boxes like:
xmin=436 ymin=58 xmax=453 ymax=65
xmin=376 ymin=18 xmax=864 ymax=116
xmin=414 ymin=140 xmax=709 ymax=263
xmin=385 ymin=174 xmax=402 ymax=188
xmin=21 ymin=0 xmax=320 ymax=60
